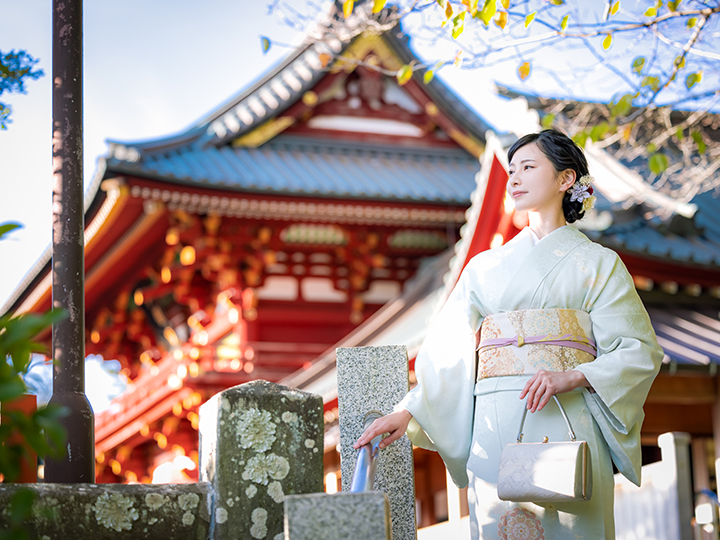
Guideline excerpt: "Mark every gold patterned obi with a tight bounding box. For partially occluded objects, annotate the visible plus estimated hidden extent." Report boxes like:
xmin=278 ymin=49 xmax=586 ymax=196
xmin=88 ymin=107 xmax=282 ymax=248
xmin=476 ymin=309 xmax=596 ymax=381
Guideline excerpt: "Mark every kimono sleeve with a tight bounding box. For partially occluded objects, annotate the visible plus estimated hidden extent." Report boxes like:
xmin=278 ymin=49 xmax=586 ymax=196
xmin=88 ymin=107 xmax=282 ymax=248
xmin=395 ymin=261 xmax=483 ymax=489
xmin=574 ymin=249 xmax=663 ymax=485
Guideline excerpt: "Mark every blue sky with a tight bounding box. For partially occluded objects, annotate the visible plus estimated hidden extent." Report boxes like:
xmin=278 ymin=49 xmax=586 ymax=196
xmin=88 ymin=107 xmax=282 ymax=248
xmin=0 ymin=0 xmax=692 ymax=310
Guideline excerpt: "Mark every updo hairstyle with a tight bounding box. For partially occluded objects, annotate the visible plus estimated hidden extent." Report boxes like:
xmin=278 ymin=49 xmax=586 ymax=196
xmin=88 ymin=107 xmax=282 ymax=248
xmin=507 ymin=129 xmax=590 ymax=223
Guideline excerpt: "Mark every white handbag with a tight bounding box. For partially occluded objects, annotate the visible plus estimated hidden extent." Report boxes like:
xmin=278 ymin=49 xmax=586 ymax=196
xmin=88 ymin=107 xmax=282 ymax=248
xmin=497 ymin=395 xmax=592 ymax=503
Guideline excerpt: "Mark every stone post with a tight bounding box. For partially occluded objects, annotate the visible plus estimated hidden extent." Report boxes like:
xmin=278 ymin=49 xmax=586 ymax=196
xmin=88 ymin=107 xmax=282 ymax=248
xmin=199 ymin=380 xmax=323 ymax=540
xmin=284 ymin=492 xmax=391 ymax=540
xmin=336 ymin=345 xmax=416 ymax=540
xmin=658 ymin=432 xmax=693 ymax=540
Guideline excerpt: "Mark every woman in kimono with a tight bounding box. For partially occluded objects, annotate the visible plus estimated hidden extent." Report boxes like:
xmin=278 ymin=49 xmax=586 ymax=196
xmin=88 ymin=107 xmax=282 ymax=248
xmin=355 ymin=129 xmax=663 ymax=539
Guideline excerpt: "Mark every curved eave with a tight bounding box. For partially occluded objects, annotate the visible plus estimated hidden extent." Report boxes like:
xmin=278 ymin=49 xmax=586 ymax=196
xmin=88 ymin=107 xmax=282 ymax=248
xmin=104 ymin=161 xmax=473 ymax=206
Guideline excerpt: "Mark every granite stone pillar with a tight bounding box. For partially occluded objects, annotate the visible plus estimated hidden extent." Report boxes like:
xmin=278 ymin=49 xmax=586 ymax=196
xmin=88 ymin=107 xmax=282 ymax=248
xmin=336 ymin=345 xmax=416 ymax=540
xmin=199 ymin=380 xmax=323 ymax=540
xmin=284 ymin=492 xmax=391 ymax=540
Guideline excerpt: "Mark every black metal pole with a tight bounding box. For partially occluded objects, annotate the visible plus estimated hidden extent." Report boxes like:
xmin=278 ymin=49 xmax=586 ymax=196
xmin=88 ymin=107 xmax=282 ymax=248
xmin=45 ymin=0 xmax=94 ymax=483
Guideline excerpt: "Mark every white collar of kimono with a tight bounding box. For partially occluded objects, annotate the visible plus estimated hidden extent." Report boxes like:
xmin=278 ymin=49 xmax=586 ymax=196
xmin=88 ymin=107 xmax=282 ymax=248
xmin=528 ymin=227 xmax=540 ymax=246
xmin=527 ymin=225 xmax=569 ymax=246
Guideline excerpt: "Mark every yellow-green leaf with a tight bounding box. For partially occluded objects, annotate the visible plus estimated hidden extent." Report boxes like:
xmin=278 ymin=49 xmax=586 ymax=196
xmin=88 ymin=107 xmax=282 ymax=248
xmin=525 ymin=11 xmax=536 ymax=28
xmin=480 ymin=0 xmax=497 ymax=26
xmin=518 ymin=61 xmax=531 ymax=80
xmin=602 ymin=34 xmax=612 ymax=50
xmin=495 ymin=10 xmax=508 ymax=29
xmin=373 ymin=0 xmax=387 ymax=13
xmin=466 ymin=0 xmax=480 ymax=14
xmin=692 ymin=130 xmax=707 ymax=153
xmin=610 ymin=93 xmax=634 ymax=117
xmin=687 ymin=17 xmax=697 ymax=28
xmin=667 ymin=0 xmax=680 ymax=11
xmin=501 ymin=0 xmax=510 ymax=8
xmin=548 ymin=0 xmax=564 ymax=5
xmin=261 ymin=36 xmax=271 ymax=53
xmin=673 ymin=55 xmax=685 ymax=69
xmin=686 ymin=71 xmax=702 ymax=89
xmin=541 ymin=113 xmax=556 ymax=129
xmin=397 ymin=64 xmax=413 ymax=86
xmin=572 ymin=131 xmax=589 ymax=148
xmin=424 ymin=70 xmax=435 ymax=84
xmin=631 ymin=56 xmax=645 ymax=74
xmin=648 ymin=153 xmax=668 ymax=175
xmin=452 ymin=11 xmax=467 ymax=38
xmin=343 ymin=0 xmax=354 ymax=18
xmin=0 ymin=222 xmax=22 ymax=240
xmin=610 ymin=0 xmax=620 ymax=15
xmin=641 ymin=76 xmax=660 ymax=92
xmin=675 ymin=128 xmax=684 ymax=141
xmin=590 ymin=122 xmax=609 ymax=142
xmin=560 ymin=14 xmax=570 ymax=32
xmin=644 ymin=7 xmax=656 ymax=16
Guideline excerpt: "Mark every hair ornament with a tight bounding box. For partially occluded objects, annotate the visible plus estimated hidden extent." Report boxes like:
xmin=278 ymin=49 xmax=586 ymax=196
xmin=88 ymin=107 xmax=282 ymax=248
xmin=568 ymin=174 xmax=595 ymax=213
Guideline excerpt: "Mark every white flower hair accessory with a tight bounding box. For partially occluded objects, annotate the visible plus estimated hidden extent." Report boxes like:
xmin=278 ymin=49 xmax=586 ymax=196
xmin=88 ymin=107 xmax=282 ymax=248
xmin=568 ymin=174 xmax=596 ymax=213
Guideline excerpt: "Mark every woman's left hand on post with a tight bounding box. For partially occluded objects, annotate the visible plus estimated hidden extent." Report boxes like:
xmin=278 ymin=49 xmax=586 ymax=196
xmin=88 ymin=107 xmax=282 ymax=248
xmin=353 ymin=409 xmax=413 ymax=450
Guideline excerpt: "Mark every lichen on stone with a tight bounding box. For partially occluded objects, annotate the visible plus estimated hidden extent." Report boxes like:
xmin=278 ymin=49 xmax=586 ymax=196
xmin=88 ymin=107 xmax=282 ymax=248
xmin=267 ymin=481 xmax=284 ymax=504
xmin=246 ymin=485 xmax=258 ymax=498
xmin=281 ymin=411 xmax=297 ymax=424
xmin=242 ymin=454 xmax=290 ymax=485
xmin=235 ymin=408 xmax=277 ymax=452
xmin=93 ymin=492 xmax=139 ymax=532
xmin=250 ymin=507 xmax=268 ymax=539
xmin=215 ymin=507 xmax=228 ymax=524
xmin=227 ymin=498 xmax=235 ymax=507
xmin=178 ymin=492 xmax=200 ymax=511
xmin=182 ymin=511 xmax=195 ymax=526
xmin=148 ymin=517 xmax=158 ymax=525
xmin=304 ymin=439 xmax=315 ymax=449
xmin=145 ymin=493 xmax=167 ymax=511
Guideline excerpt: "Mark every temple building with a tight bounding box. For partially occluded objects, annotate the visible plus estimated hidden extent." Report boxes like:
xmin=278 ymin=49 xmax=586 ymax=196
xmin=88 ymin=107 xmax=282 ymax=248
xmin=5 ymin=2 xmax=720 ymax=530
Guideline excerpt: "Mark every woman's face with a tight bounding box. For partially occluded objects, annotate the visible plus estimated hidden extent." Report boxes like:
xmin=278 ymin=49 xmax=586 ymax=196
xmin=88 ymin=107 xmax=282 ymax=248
xmin=507 ymin=142 xmax=573 ymax=214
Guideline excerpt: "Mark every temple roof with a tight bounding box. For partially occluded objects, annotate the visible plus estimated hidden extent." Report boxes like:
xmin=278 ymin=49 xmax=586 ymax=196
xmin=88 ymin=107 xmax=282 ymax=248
xmin=106 ymin=135 xmax=479 ymax=204
xmin=102 ymin=13 xmax=493 ymax=205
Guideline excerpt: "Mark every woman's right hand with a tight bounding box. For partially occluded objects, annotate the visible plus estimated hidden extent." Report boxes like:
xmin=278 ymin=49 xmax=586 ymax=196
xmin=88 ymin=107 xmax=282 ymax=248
xmin=353 ymin=409 xmax=413 ymax=450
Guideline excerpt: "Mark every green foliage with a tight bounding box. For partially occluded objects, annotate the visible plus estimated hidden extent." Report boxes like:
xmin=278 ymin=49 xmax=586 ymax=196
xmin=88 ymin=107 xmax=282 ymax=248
xmin=0 ymin=488 xmax=36 ymax=540
xmin=0 ymin=222 xmax=68 ymax=485
xmin=478 ymin=0 xmax=496 ymax=26
xmin=452 ymin=11 xmax=467 ymax=38
xmin=649 ymin=152 xmax=669 ymax=174
xmin=397 ymin=64 xmax=413 ymax=85
xmin=541 ymin=113 xmax=556 ymax=128
xmin=260 ymin=36 xmax=271 ymax=54
xmin=0 ymin=50 xmax=44 ymax=130
xmin=691 ymin=129 xmax=706 ymax=153
xmin=631 ymin=57 xmax=645 ymax=74
xmin=610 ymin=93 xmax=635 ymax=117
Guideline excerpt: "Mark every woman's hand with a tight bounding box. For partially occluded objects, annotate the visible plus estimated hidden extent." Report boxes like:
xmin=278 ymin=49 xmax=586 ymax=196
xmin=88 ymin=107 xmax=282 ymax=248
xmin=353 ymin=409 xmax=413 ymax=450
xmin=519 ymin=370 xmax=591 ymax=413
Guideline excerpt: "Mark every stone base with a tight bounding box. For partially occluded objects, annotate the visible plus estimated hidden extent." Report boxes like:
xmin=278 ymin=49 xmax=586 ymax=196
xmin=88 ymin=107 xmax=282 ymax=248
xmin=284 ymin=492 xmax=391 ymax=540
xmin=0 ymin=482 xmax=211 ymax=539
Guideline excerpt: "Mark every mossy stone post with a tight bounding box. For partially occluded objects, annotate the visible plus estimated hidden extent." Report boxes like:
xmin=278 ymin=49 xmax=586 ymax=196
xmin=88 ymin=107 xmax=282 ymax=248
xmin=199 ymin=380 xmax=323 ymax=540
xmin=336 ymin=345 xmax=416 ymax=540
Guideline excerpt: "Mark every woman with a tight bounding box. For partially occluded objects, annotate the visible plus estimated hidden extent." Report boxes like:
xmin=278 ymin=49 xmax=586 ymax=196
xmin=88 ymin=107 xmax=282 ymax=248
xmin=355 ymin=129 xmax=663 ymax=539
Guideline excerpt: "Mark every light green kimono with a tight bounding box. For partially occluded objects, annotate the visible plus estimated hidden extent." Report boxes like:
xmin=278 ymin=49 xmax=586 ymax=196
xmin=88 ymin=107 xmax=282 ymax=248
xmin=397 ymin=225 xmax=663 ymax=539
